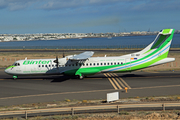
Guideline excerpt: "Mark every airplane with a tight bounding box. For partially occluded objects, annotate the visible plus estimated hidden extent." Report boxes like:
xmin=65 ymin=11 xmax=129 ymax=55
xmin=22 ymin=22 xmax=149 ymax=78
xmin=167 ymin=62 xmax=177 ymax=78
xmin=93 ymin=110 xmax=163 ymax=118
xmin=5 ymin=29 xmax=175 ymax=79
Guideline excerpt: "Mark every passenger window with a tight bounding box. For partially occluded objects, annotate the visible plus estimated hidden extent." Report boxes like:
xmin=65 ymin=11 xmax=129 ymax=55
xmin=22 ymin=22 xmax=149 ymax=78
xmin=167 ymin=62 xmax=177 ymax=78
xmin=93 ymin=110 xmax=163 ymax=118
xmin=114 ymin=62 xmax=116 ymax=65
xmin=39 ymin=65 xmax=41 ymax=67
xmin=72 ymin=64 xmax=74 ymax=66
xmin=69 ymin=64 xmax=71 ymax=66
xmin=111 ymin=63 xmax=113 ymax=65
xmin=52 ymin=65 xmax=54 ymax=67
xmin=101 ymin=63 xmax=103 ymax=65
xmin=49 ymin=65 xmax=51 ymax=67
xmin=93 ymin=63 xmax=95 ymax=66
xmin=90 ymin=63 xmax=92 ymax=66
xmin=42 ymin=65 xmax=44 ymax=67
xmin=104 ymin=63 xmax=106 ymax=65
xmin=121 ymin=62 xmax=123 ymax=65
xmin=107 ymin=63 xmax=109 ymax=65
xmin=45 ymin=65 xmax=47 ymax=67
xmin=117 ymin=62 xmax=120 ymax=65
xmin=86 ymin=63 xmax=88 ymax=66
xmin=97 ymin=63 xmax=99 ymax=65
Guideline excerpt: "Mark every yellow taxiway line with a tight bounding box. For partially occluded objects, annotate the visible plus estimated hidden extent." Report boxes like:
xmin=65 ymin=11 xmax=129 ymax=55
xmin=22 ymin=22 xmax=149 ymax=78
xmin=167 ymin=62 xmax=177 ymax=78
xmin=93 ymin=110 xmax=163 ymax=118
xmin=104 ymin=73 xmax=131 ymax=90
xmin=104 ymin=73 xmax=118 ymax=90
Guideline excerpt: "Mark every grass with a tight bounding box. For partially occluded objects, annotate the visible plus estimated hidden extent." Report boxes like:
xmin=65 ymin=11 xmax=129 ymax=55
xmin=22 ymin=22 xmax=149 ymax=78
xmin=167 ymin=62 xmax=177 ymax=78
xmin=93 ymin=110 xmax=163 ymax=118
xmin=119 ymin=111 xmax=129 ymax=115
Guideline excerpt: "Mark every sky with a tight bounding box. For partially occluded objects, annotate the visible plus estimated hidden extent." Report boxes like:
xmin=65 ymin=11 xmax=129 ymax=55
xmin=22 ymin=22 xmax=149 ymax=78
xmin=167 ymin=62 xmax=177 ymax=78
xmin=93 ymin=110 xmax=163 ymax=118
xmin=0 ymin=0 xmax=180 ymax=34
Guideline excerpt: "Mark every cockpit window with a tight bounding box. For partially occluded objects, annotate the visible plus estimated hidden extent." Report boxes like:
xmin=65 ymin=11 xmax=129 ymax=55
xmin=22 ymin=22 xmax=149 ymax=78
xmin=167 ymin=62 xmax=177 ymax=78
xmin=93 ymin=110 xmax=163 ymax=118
xmin=13 ymin=63 xmax=20 ymax=66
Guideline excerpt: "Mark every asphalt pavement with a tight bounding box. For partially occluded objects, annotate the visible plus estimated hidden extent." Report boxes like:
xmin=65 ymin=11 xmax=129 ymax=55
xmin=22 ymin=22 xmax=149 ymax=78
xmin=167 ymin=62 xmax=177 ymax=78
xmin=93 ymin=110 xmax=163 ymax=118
xmin=0 ymin=69 xmax=180 ymax=106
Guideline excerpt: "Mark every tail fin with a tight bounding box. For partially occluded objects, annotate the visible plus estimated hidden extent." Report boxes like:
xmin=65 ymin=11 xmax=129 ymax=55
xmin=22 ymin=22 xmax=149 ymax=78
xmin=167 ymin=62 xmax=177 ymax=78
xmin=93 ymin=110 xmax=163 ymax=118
xmin=140 ymin=29 xmax=175 ymax=58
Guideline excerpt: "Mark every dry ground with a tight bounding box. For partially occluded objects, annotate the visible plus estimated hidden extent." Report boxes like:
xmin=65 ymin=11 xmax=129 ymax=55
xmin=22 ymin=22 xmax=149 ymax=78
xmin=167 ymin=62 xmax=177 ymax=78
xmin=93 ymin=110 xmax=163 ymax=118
xmin=0 ymin=51 xmax=179 ymax=71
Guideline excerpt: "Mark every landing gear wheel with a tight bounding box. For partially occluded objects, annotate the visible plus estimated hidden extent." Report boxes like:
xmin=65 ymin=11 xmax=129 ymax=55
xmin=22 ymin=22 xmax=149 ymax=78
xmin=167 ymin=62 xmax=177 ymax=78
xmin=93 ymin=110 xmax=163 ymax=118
xmin=13 ymin=76 xmax=17 ymax=80
xmin=79 ymin=74 xmax=84 ymax=79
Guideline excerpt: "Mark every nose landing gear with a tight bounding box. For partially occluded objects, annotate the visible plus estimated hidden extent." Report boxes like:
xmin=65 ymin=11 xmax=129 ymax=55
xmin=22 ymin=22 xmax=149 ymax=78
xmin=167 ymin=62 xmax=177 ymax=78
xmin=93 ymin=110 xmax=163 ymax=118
xmin=13 ymin=76 xmax=17 ymax=79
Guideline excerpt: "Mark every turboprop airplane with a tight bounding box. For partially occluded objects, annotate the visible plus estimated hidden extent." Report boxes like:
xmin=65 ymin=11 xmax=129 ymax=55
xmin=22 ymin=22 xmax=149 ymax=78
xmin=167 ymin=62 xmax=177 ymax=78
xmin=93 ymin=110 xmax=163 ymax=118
xmin=5 ymin=29 xmax=175 ymax=79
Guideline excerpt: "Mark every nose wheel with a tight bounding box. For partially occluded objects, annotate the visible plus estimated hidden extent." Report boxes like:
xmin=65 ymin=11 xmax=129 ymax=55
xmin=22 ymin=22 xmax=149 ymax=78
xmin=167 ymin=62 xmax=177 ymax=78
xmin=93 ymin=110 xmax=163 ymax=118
xmin=13 ymin=76 xmax=17 ymax=79
xmin=79 ymin=74 xmax=84 ymax=79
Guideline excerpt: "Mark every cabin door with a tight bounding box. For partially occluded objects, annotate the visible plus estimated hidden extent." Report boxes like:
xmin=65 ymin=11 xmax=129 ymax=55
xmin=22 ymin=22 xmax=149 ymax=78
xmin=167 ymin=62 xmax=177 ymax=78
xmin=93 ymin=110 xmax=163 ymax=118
xmin=125 ymin=58 xmax=131 ymax=71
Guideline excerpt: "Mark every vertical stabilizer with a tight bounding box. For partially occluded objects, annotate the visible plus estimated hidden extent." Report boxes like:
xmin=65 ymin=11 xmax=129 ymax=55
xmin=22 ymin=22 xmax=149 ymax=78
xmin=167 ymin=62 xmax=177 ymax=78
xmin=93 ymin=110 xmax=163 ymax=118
xmin=141 ymin=29 xmax=174 ymax=58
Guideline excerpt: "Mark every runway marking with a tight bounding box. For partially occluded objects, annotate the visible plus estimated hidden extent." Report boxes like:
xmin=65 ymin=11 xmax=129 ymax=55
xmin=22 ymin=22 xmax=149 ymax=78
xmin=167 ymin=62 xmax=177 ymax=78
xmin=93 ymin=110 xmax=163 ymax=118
xmin=110 ymin=73 xmax=123 ymax=89
xmin=104 ymin=73 xmax=131 ymax=90
xmin=132 ymin=84 xmax=180 ymax=90
xmin=104 ymin=73 xmax=118 ymax=90
xmin=119 ymin=77 xmax=131 ymax=89
xmin=112 ymin=73 xmax=131 ymax=89
xmin=111 ymin=77 xmax=122 ymax=89
xmin=106 ymin=73 xmax=121 ymax=89
xmin=0 ymin=89 xmax=115 ymax=100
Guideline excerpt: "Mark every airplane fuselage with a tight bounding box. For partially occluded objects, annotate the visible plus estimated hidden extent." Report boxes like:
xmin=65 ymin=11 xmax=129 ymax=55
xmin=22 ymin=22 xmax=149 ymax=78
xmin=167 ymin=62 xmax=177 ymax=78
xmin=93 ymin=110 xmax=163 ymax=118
xmin=5 ymin=55 xmax=132 ymax=76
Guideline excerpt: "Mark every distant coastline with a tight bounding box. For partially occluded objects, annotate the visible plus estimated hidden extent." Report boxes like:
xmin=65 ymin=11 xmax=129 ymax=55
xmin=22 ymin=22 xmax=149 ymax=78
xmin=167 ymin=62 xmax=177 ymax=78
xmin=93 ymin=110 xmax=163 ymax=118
xmin=0 ymin=30 xmax=180 ymax=42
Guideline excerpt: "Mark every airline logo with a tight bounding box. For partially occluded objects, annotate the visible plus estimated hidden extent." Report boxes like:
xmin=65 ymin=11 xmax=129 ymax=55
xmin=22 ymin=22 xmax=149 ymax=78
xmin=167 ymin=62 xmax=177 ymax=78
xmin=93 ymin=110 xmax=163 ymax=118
xmin=23 ymin=60 xmax=50 ymax=65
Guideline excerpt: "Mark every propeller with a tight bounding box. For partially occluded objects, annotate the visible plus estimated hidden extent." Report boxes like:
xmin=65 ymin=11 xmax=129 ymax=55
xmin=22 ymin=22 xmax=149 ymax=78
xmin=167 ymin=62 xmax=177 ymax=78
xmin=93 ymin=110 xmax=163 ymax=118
xmin=53 ymin=56 xmax=59 ymax=68
xmin=53 ymin=51 xmax=66 ymax=69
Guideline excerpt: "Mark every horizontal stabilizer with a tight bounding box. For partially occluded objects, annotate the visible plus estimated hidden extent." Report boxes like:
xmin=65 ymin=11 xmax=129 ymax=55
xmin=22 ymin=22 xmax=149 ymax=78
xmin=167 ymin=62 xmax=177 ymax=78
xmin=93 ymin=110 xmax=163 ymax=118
xmin=149 ymin=58 xmax=175 ymax=67
xmin=69 ymin=51 xmax=94 ymax=60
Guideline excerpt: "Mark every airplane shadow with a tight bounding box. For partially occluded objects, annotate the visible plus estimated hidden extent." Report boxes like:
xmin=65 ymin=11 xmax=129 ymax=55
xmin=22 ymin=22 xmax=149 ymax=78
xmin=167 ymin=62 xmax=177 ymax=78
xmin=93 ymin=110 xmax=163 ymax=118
xmin=3 ymin=73 xmax=146 ymax=83
xmin=50 ymin=75 xmax=78 ymax=82
xmin=120 ymin=74 xmax=145 ymax=78
xmin=3 ymin=75 xmax=75 ymax=83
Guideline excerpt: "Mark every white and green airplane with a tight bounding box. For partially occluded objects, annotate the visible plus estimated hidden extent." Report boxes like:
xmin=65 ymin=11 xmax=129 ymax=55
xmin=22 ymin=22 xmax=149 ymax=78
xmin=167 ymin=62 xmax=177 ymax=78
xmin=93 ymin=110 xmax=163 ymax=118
xmin=5 ymin=29 xmax=175 ymax=79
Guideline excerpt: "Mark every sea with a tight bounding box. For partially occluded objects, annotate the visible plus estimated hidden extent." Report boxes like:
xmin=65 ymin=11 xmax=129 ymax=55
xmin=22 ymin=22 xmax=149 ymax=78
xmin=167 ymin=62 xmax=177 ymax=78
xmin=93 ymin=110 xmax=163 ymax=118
xmin=0 ymin=34 xmax=179 ymax=48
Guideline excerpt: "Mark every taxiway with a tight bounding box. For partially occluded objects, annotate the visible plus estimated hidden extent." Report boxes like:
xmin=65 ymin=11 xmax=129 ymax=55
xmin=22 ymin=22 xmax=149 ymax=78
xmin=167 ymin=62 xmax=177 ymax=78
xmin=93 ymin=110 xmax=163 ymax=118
xmin=0 ymin=69 xmax=180 ymax=106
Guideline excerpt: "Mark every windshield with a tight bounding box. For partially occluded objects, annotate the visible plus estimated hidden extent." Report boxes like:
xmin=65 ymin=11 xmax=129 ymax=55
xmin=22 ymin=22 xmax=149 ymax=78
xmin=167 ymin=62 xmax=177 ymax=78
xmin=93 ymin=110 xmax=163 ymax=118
xmin=12 ymin=62 xmax=20 ymax=66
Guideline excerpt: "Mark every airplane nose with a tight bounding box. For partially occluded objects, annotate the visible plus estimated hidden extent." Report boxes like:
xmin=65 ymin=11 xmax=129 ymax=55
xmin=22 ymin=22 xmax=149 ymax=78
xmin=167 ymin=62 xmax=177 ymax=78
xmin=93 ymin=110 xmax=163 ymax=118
xmin=5 ymin=69 xmax=9 ymax=73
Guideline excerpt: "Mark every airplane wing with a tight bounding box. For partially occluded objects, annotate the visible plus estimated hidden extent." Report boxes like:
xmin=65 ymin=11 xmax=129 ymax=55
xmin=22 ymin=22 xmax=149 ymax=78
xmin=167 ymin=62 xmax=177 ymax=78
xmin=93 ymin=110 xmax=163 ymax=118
xmin=69 ymin=51 xmax=94 ymax=60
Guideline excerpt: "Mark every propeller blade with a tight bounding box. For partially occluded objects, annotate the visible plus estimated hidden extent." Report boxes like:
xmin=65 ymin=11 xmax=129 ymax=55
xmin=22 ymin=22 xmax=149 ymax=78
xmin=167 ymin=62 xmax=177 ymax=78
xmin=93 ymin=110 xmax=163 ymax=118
xmin=53 ymin=56 xmax=59 ymax=68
